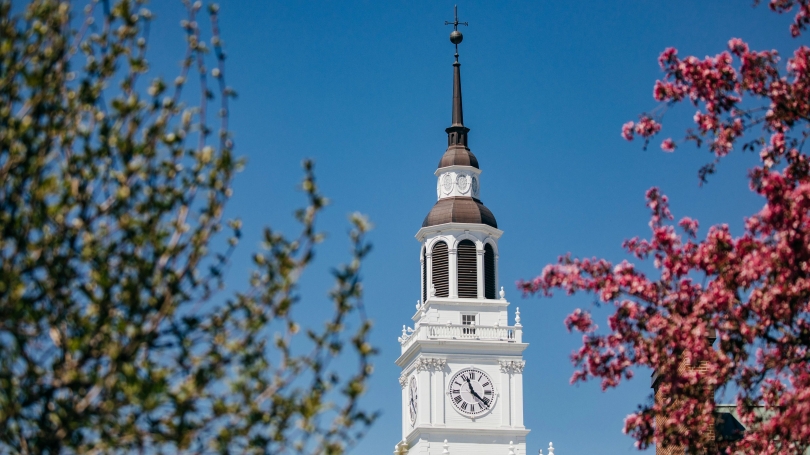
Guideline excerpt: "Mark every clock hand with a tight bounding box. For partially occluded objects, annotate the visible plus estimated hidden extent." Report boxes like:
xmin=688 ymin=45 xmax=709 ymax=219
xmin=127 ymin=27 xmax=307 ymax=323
xmin=470 ymin=389 xmax=489 ymax=408
xmin=465 ymin=377 xmax=489 ymax=408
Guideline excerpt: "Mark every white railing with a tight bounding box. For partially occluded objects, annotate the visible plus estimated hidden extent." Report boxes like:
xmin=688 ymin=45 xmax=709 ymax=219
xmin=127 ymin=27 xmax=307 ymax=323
xmin=400 ymin=323 xmax=522 ymax=352
xmin=395 ymin=440 xmax=552 ymax=454
xmin=425 ymin=324 xmax=516 ymax=340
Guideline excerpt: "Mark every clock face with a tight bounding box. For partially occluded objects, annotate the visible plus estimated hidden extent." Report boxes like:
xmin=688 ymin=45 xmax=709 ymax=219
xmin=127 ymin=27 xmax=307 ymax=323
xmin=408 ymin=376 xmax=418 ymax=425
xmin=471 ymin=175 xmax=479 ymax=196
xmin=456 ymin=174 xmax=469 ymax=193
xmin=448 ymin=368 xmax=495 ymax=416
xmin=442 ymin=174 xmax=454 ymax=194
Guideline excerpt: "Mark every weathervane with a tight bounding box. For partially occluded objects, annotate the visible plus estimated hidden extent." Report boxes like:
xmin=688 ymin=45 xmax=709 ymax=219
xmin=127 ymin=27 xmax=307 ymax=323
xmin=444 ymin=5 xmax=468 ymax=62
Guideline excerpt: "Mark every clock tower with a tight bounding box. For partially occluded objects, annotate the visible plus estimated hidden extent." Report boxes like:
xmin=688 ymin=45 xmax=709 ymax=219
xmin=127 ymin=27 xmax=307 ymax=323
xmin=395 ymin=8 xmax=529 ymax=455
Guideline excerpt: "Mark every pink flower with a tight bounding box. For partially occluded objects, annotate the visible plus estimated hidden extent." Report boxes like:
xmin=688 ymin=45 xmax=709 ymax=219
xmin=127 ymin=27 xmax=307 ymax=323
xmin=661 ymin=138 xmax=676 ymax=152
xmin=634 ymin=116 xmax=662 ymax=138
xmin=564 ymin=308 xmax=595 ymax=333
xmin=622 ymin=121 xmax=635 ymax=141
xmin=659 ymin=47 xmax=679 ymax=69
xmin=728 ymin=38 xmax=749 ymax=56
xmin=678 ymin=217 xmax=699 ymax=237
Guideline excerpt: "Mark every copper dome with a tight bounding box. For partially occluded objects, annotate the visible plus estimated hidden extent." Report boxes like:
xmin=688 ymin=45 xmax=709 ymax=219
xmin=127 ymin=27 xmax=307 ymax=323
xmin=422 ymin=196 xmax=497 ymax=228
xmin=438 ymin=147 xmax=479 ymax=169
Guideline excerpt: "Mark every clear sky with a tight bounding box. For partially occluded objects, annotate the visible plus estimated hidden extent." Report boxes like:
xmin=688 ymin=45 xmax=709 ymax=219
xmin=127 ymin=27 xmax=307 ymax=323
xmin=144 ymin=1 xmax=797 ymax=453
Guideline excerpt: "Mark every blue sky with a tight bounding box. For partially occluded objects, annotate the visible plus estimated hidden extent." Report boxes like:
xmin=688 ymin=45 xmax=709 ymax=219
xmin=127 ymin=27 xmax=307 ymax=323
xmin=145 ymin=1 xmax=799 ymax=453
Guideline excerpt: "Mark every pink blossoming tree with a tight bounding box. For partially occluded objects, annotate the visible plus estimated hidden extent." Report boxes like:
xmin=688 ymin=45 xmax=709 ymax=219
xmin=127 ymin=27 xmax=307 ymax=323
xmin=521 ymin=2 xmax=810 ymax=454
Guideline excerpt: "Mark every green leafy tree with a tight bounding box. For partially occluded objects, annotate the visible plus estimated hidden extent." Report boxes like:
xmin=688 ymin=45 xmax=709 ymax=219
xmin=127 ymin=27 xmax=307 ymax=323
xmin=0 ymin=1 xmax=375 ymax=453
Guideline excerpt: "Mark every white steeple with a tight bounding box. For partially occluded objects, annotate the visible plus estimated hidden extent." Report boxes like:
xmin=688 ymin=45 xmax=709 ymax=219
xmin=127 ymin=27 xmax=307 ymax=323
xmin=396 ymin=8 xmax=529 ymax=454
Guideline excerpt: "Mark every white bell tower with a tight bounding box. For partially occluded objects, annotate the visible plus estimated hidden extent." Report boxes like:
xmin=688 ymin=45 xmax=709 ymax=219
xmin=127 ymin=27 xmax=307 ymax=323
xmin=395 ymin=9 xmax=529 ymax=454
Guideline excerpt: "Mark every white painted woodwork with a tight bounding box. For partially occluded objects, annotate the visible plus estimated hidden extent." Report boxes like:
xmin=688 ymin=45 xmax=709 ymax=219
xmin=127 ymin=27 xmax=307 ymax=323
xmin=397 ymin=216 xmax=530 ymax=455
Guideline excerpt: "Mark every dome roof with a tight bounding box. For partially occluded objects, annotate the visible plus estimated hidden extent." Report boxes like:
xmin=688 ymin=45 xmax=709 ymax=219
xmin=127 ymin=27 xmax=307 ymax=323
xmin=422 ymin=196 xmax=497 ymax=228
xmin=438 ymin=147 xmax=479 ymax=169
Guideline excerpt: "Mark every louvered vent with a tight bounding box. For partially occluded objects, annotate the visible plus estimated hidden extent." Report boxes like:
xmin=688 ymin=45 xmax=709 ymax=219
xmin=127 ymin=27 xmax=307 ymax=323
xmin=432 ymin=242 xmax=449 ymax=298
xmin=421 ymin=247 xmax=427 ymax=302
xmin=484 ymin=243 xmax=496 ymax=299
xmin=457 ymin=240 xmax=478 ymax=298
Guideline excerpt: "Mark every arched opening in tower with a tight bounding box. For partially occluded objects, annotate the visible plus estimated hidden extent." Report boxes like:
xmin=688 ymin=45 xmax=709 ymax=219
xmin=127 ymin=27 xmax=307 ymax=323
xmin=484 ymin=243 xmax=496 ymax=299
xmin=457 ymin=240 xmax=477 ymax=298
xmin=432 ymin=241 xmax=449 ymax=298
xmin=421 ymin=246 xmax=427 ymax=303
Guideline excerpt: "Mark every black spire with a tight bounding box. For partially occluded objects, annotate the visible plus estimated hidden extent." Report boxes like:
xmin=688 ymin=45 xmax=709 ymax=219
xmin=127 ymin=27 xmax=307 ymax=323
xmin=451 ymin=59 xmax=464 ymax=127
xmin=443 ymin=6 xmax=471 ymax=153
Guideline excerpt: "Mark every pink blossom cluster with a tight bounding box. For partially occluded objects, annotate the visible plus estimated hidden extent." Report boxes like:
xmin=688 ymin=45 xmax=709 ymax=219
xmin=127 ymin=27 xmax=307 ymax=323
xmin=765 ymin=0 xmax=810 ymax=36
xmin=626 ymin=32 xmax=810 ymax=162
xmin=522 ymin=4 xmax=810 ymax=454
xmin=521 ymin=183 xmax=810 ymax=453
xmin=660 ymin=138 xmax=676 ymax=152
xmin=621 ymin=116 xmax=661 ymax=143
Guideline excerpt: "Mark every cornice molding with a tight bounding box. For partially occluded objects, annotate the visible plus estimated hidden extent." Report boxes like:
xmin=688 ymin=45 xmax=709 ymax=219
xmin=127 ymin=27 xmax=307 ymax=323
xmin=499 ymin=360 xmax=526 ymax=374
xmin=415 ymin=223 xmax=503 ymax=243
xmin=434 ymin=165 xmax=481 ymax=177
xmin=415 ymin=357 xmax=447 ymax=372
xmin=405 ymin=426 xmax=530 ymax=446
xmin=396 ymin=342 xmax=528 ymax=367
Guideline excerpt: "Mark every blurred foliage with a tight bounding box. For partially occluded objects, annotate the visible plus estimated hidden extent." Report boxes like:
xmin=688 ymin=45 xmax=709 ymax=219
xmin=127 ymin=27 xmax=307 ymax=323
xmin=0 ymin=0 xmax=376 ymax=453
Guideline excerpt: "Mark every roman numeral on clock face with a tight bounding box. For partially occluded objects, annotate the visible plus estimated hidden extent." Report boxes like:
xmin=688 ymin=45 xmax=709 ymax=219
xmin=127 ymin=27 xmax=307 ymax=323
xmin=460 ymin=402 xmax=467 ymax=410
xmin=482 ymin=382 xmax=489 ymax=387
xmin=453 ymin=395 xmax=462 ymax=404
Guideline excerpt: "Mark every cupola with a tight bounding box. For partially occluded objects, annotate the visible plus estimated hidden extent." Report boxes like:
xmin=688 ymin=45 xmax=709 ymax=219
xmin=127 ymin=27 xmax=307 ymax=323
xmin=421 ymin=28 xmax=497 ymax=230
xmin=417 ymin=15 xmax=502 ymax=303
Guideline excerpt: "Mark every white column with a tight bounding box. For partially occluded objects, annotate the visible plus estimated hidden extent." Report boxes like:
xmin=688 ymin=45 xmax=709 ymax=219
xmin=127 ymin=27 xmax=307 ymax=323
xmin=499 ymin=365 xmax=511 ymax=427
xmin=418 ymin=368 xmax=431 ymax=425
xmin=476 ymin=248 xmax=484 ymax=299
xmin=439 ymin=366 xmax=447 ymax=424
xmin=432 ymin=363 xmax=446 ymax=426
xmin=449 ymin=247 xmax=458 ymax=298
xmin=514 ymin=366 xmax=525 ymax=428
xmin=401 ymin=377 xmax=408 ymax=438
xmin=428 ymin=368 xmax=434 ymax=425
xmin=510 ymin=371 xmax=516 ymax=426
xmin=495 ymin=253 xmax=500 ymax=298
xmin=425 ymin=252 xmax=433 ymax=302
xmin=429 ymin=368 xmax=436 ymax=425
xmin=420 ymin=251 xmax=425 ymax=304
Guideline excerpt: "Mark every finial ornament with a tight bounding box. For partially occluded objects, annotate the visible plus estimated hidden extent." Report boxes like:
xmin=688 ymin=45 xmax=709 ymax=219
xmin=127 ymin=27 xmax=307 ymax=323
xmin=442 ymin=439 xmax=450 ymax=454
xmin=508 ymin=441 xmax=516 ymax=455
xmin=515 ymin=307 xmax=522 ymax=327
xmin=500 ymin=286 xmax=505 ymax=300
xmin=548 ymin=442 xmax=555 ymax=455
xmin=444 ymin=5 xmax=468 ymax=63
